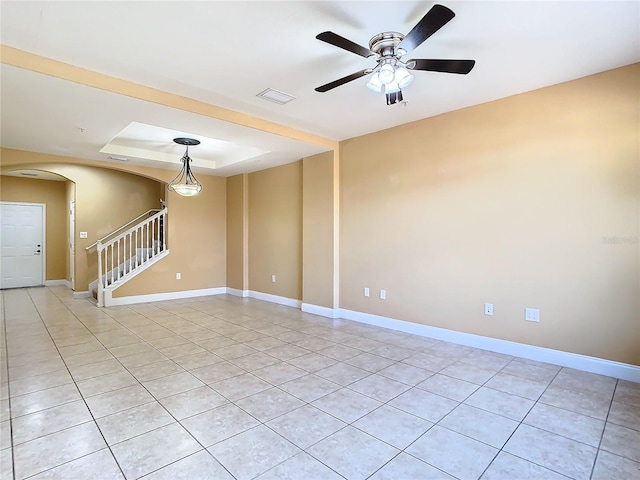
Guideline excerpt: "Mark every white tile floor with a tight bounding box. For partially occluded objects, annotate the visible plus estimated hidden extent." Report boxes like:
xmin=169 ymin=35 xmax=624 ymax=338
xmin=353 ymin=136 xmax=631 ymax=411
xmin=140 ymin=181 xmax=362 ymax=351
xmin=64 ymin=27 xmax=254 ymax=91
xmin=1 ymin=286 xmax=639 ymax=480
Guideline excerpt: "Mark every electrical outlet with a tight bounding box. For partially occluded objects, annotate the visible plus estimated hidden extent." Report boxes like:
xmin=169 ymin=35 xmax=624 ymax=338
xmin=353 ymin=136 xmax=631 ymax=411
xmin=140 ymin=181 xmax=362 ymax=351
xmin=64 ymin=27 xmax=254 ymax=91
xmin=484 ymin=303 xmax=493 ymax=316
xmin=380 ymin=289 xmax=386 ymax=300
xmin=271 ymin=274 xmax=276 ymax=283
xmin=364 ymin=287 xmax=370 ymax=297
xmin=176 ymin=273 xmax=181 ymax=280
xmin=525 ymin=308 xmax=540 ymax=322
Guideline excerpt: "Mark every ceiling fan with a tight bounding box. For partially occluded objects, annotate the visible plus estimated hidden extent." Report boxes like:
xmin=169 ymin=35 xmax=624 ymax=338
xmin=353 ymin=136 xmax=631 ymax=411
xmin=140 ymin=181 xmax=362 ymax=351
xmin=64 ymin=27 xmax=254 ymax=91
xmin=315 ymin=4 xmax=475 ymax=105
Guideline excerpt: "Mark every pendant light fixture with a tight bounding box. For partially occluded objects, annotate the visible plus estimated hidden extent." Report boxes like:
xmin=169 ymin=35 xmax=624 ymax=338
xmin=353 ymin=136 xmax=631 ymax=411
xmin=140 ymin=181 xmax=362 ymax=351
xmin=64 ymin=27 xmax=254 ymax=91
xmin=168 ymin=138 xmax=202 ymax=197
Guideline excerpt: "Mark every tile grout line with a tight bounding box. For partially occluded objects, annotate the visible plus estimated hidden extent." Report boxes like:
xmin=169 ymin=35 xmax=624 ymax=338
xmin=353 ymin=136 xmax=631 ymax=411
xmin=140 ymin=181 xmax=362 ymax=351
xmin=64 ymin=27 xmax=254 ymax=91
xmin=589 ymin=378 xmax=618 ymax=480
xmin=143 ymin=299 xmax=349 ymax=479
xmin=264 ymin=347 xmax=505 ymax=478
xmin=156 ymin=320 xmax=512 ymax=478
xmin=20 ymin=287 xmax=129 ymax=480
xmin=479 ymin=366 xmax=578 ymax=480
xmin=368 ymin=353 xmax=568 ymax=479
xmin=69 ymin=293 xmax=350 ymax=478
xmin=34 ymin=290 xmax=236 ymax=478
xmin=0 ymin=290 xmax=17 ymax=480
xmin=62 ymin=297 xmax=241 ymax=479
xmin=385 ymin=353 xmax=512 ymax=479
xmin=130 ymin=301 xmax=414 ymax=478
xmin=85 ymin=295 xmax=640 ymax=475
xmin=9 ymin=287 xmax=635 ymax=480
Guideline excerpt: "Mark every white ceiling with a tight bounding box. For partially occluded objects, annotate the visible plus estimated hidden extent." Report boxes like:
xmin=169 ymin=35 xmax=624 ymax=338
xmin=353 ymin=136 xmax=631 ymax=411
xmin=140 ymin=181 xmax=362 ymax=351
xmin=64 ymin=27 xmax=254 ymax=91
xmin=100 ymin=122 xmax=271 ymax=171
xmin=1 ymin=1 xmax=638 ymax=176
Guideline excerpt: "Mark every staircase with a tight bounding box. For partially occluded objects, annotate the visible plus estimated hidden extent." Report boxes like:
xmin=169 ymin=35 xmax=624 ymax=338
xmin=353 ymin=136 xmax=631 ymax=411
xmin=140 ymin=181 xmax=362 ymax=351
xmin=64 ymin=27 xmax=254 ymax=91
xmin=88 ymin=208 xmax=169 ymax=307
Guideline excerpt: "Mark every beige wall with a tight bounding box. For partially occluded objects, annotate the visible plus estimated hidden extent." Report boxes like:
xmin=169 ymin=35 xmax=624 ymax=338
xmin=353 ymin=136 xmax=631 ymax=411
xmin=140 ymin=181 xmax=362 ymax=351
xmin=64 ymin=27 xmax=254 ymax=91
xmin=0 ymin=175 xmax=67 ymax=281
xmin=248 ymin=162 xmax=302 ymax=299
xmin=340 ymin=64 xmax=640 ymax=365
xmin=302 ymin=152 xmax=335 ymax=308
xmin=2 ymin=150 xmax=164 ymax=291
xmin=226 ymin=174 xmax=246 ymax=290
xmin=2 ymin=60 xmax=637 ymax=368
xmin=2 ymin=149 xmax=226 ymax=299
xmin=115 ymin=174 xmax=226 ymax=297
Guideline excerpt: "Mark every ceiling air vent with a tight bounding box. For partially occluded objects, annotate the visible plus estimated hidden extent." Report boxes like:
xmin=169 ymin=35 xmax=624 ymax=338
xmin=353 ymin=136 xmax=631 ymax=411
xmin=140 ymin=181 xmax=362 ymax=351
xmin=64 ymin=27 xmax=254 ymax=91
xmin=108 ymin=155 xmax=129 ymax=162
xmin=20 ymin=172 xmax=38 ymax=177
xmin=256 ymin=88 xmax=296 ymax=105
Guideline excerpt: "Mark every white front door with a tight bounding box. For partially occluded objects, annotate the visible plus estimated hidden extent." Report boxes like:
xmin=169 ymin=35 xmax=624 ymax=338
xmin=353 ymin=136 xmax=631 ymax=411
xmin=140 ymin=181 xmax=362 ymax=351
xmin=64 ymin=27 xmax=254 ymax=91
xmin=0 ymin=203 xmax=45 ymax=289
xmin=69 ymin=200 xmax=75 ymax=290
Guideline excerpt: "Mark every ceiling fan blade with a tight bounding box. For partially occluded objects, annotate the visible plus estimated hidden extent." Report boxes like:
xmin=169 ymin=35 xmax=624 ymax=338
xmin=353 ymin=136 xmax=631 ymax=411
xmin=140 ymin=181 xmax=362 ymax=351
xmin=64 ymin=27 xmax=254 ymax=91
xmin=398 ymin=4 xmax=455 ymax=53
xmin=316 ymin=31 xmax=375 ymax=58
xmin=315 ymin=69 xmax=372 ymax=93
xmin=407 ymin=59 xmax=476 ymax=74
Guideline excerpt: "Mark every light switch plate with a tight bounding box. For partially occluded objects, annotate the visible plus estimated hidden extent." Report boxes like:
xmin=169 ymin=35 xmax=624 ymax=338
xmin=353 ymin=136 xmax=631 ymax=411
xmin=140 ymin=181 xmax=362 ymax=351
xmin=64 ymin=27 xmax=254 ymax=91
xmin=79 ymin=231 xmax=88 ymax=239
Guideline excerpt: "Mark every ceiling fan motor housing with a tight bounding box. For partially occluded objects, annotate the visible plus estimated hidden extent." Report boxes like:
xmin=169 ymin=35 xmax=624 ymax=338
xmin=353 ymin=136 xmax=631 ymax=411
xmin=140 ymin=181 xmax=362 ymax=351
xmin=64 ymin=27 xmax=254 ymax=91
xmin=369 ymin=32 xmax=406 ymax=58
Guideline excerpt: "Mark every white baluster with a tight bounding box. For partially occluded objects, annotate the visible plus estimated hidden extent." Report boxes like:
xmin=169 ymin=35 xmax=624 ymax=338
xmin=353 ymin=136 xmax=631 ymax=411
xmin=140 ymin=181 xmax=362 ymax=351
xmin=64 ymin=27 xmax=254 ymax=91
xmin=151 ymin=218 xmax=156 ymax=257
xmin=162 ymin=211 xmax=167 ymax=251
xmin=135 ymin=227 xmax=139 ymax=267
xmin=153 ymin=217 xmax=157 ymax=256
xmin=140 ymin=225 xmax=143 ymax=264
xmin=117 ymin=239 xmax=120 ymax=281
xmin=124 ymin=235 xmax=127 ymax=275
xmin=110 ymin=243 xmax=113 ymax=285
xmin=146 ymin=222 xmax=149 ymax=261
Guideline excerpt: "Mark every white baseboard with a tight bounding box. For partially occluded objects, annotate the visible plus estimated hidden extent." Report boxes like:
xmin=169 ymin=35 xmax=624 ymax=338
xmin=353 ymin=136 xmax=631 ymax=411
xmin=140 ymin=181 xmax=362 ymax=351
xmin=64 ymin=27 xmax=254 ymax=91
xmin=247 ymin=290 xmax=301 ymax=308
xmin=65 ymin=278 xmax=640 ymax=382
xmin=106 ymin=287 xmax=227 ymax=306
xmin=301 ymin=303 xmax=339 ymax=319
xmin=338 ymin=308 xmax=640 ymax=383
xmin=226 ymin=288 xmax=249 ymax=298
xmin=44 ymin=279 xmax=68 ymax=287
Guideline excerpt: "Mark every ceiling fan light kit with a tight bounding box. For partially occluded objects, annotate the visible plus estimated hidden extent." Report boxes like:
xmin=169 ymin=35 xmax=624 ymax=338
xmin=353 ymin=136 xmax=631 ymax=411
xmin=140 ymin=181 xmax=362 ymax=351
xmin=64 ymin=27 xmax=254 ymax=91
xmin=315 ymin=4 xmax=476 ymax=105
xmin=168 ymin=137 xmax=202 ymax=197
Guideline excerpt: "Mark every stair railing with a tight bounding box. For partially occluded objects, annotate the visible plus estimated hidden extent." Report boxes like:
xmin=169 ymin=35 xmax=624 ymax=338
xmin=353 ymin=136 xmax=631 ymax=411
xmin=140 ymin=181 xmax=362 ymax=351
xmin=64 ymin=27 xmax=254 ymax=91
xmin=86 ymin=208 xmax=163 ymax=251
xmin=96 ymin=207 xmax=167 ymax=303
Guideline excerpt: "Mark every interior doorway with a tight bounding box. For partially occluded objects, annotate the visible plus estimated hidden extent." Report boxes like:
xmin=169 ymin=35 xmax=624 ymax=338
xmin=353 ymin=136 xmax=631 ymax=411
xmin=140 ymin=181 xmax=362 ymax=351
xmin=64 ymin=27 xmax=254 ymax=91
xmin=0 ymin=202 xmax=45 ymax=288
xmin=69 ymin=200 xmax=75 ymax=290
